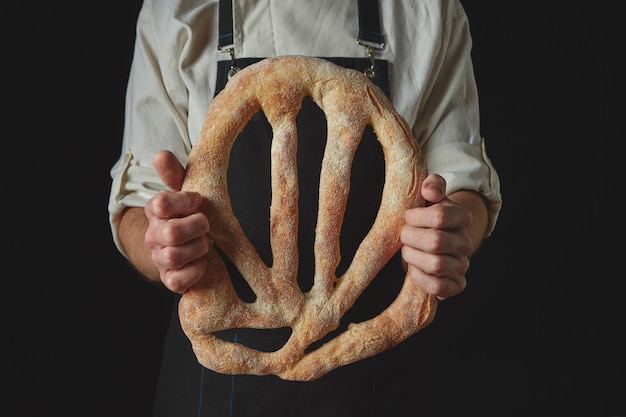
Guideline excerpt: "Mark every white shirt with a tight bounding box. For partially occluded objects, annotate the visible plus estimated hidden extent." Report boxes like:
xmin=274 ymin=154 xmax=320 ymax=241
xmin=109 ymin=0 xmax=502 ymax=253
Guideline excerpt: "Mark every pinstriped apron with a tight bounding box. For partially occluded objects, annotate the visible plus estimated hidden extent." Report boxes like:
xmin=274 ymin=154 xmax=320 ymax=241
xmin=153 ymin=2 xmax=412 ymax=415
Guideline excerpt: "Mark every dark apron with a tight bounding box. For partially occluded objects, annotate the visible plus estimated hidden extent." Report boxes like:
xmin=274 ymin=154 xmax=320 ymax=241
xmin=153 ymin=2 xmax=424 ymax=416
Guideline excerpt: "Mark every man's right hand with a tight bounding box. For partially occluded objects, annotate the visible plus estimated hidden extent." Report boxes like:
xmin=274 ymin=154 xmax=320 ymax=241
xmin=143 ymin=150 xmax=211 ymax=293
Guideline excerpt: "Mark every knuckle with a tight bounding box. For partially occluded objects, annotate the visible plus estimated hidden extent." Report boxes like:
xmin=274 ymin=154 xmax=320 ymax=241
xmin=458 ymin=276 xmax=467 ymax=292
xmin=161 ymin=246 xmax=181 ymax=269
xmin=149 ymin=192 xmax=171 ymax=217
xmin=161 ymin=221 xmax=182 ymax=246
xmin=427 ymin=230 xmax=445 ymax=251
xmin=427 ymin=255 xmax=445 ymax=275
xmin=400 ymin=225 xmax=411 ymax=244
xmin=144 ymin=231 xmax=155 ymax=248
xmin=430 ymin=205 xmax=448 ymax=228
xmin=162 ymin=272 xmax=186 ymax=294
xmin=426 ymin=278 xmax=444 ymax=296
xmin=400 ymin=244 xmax=412 ymax=261
xmin=460 ymin=257 xmax=470 ymax=273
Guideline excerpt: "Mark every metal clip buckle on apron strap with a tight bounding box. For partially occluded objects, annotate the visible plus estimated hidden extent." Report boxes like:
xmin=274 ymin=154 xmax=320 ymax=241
xmin=217 ymin=0 xmax=386 ymax=79
xmin=217 ymin=0 xmax=239 ymax=78
xmin=357 ymin=0 xmax=385 ymax=79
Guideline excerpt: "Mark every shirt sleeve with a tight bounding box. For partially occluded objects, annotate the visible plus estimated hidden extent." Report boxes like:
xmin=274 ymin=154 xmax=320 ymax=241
xmin=409 ymin=3 xmax=502 ymax=237
xmin=108 ymin=2 xmax=197 ymax=255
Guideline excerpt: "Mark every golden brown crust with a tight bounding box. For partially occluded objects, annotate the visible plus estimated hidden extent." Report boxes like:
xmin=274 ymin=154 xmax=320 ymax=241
xmin=179 ymin=55 xmax=437 ymax=381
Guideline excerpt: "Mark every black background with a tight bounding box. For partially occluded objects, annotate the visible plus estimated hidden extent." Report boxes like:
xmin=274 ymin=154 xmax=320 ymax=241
xmin=10 ymin=1 xmax=624 ymax=416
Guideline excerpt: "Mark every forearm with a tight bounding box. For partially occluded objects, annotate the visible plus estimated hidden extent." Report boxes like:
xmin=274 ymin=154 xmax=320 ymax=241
xmin=447 ymin=190 xmax=489 ymax=256
xmin=116 ymin=206 xmax=162 ymax=284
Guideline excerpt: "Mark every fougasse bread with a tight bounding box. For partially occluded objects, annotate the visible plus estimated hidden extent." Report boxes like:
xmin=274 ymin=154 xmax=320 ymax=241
xmin=179 ymin=55 xmax=437 ymax=381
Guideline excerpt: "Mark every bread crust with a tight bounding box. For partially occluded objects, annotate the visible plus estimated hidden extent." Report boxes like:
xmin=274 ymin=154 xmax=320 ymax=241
xmin=180 ymin=55 xmax=437 ymax=381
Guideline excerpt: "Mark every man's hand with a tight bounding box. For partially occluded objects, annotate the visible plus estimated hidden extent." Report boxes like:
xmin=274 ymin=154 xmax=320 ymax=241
xmin=143 ymin=150 xmax=211 ymax=293
xmin=401 ymin=174 xmax=483 ymax=300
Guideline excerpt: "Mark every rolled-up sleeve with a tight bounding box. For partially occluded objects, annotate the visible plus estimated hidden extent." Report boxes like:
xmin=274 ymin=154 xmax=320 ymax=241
xmin=108 ymin=3 xmax=196 ymax=254
xmin=425 ymin=140 xmax=501 ymax=237
xmin=408 ymin=3 xmax=502 ymax=236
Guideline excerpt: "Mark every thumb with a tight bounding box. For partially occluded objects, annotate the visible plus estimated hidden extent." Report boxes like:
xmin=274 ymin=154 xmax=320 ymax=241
xmin=153 ymin=150 xmax=186 ymax=191
xmin=420 ymin=174 xmax=447 ymax=205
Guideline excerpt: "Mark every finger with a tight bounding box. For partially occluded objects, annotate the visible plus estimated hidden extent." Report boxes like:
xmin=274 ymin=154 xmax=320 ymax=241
xmin=405 ymin=204 xmax=473 ymax=237
xmin=405 ymin=262 xmax=467 ymax=300
xmin=154 ymin=150 xmax=186 ymax=191
xmin=401 ymin=226 xmax=452 ymax=255
xmin=160 ymin=257 xmax=208 ymax=294
xmin=156 ymin=236 xmax=209 ymax=271
xmin=401 ymin=244 xmax=469 ymax=278
xmin=147 ymin=191 xmax=205 ymax=220
xmin=404 ymin=204 xmax=450 ymax=230
xmin=401 ymin=222 xmax=473 ymax=258
xmin=151 ymin=233 xmax=210 ymax=275
xmin=156 ymin=215 xmax=211 ymax=251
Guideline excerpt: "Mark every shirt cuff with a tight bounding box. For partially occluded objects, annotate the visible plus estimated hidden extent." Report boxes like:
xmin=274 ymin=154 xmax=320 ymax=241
xmin=108 ymin=150 xmax=167 ymax=256
xmin=424 ymin=140 xmax=502 ymax=237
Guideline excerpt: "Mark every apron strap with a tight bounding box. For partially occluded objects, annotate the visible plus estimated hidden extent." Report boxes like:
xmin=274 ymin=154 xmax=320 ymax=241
xmin=218 ymin=0 xmax=240 ymax=77
xmin=218 ymin=0 xmax=234 ymax=50
xmin=357 ymin=0 xmax=385 ymax=48
xmin=356 ymin=0 xmax=385 ymax=79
